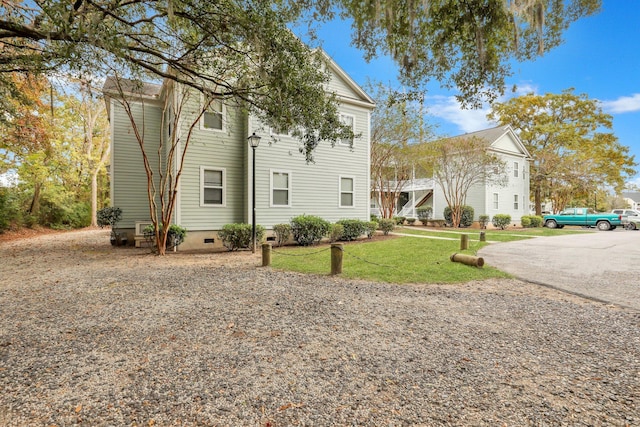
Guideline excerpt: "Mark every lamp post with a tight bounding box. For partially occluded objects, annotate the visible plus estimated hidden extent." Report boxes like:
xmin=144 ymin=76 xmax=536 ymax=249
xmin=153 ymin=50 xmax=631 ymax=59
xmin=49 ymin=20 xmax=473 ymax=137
xmin=248 ymin=132 xmax=261 ymax=253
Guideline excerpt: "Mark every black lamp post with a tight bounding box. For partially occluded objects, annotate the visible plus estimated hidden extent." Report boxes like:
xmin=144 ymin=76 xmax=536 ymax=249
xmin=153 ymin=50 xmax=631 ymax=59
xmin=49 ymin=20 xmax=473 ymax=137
xmin=248 ymin=132 xmax=261 ymax=253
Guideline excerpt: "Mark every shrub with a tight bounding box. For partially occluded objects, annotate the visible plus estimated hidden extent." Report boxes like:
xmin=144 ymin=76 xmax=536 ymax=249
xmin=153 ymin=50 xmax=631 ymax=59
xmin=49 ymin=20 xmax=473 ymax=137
xmin=393 ymin=216 xmax=406 ymax=225
xmin=329 ymin=223 xmax=344 ymax=242
xmin=0 ymin=187 xmax=20 ymax=232
xmin=529 ymin=215 xmax=543 ymax=228
xmin=443 ymin=205 xmax=474 ymax=227
xmin=218 ymin=223 xmax=265 ymax=251
xmin=273 ymin=223 xmax=292 ymax=246
xmin=492 ymin=214 xmax=511 ymax=230
xmin=370 ymin=213 xmax=379 ymax=222
xmin=520 ymin=215 xmax=532 ymax=228
xmin=407 ymin=218 xmax=417 ymax=225
xmin=336 ymin=219 xmax=367 ymax=241
xmin=378 ymin=218 xmax=395 ymax=235
xmin=365 ymin=221 xmax=378 ymax=238
xmin=290 ymin=214 xmax=330 ymax=246
xmin=167 ymin=224 xmax=187 ymax=248
xmin=96 ymin=207 xmax=122 ymax=229
xmin=417 ymin=207 xmax=432 ymax=221
xmin=143 ymin=223 xmax=188 ymax=249
xmin=479 ymin=214 xmax=490 ymax=229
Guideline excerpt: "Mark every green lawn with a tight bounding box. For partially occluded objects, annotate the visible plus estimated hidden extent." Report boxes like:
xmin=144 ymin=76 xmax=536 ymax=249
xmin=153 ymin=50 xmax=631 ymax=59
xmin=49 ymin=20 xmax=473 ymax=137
xmin=270 ymin=236 xmax=511 ymax=284
xmin=269 ymin=227 xmax=591 ymax=284
xmin=395 ymin=226 xmax=591 ymax=242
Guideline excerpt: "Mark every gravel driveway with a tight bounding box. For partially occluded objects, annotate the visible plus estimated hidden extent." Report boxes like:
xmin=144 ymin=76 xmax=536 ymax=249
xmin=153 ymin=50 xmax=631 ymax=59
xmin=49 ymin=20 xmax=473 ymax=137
xmin=1 ymin=229 xmax=639 ymax=426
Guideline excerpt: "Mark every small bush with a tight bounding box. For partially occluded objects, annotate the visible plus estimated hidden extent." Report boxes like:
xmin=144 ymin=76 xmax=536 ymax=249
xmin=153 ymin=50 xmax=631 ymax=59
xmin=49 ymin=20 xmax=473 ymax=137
xmin=365 ymin=221 xmax=378 ymax=238
xmin=290 ymin=214 xmax=330 ymax=246
xmin=520 ymin=215 xmax=532 ymax=228
xmin=417 ymin=207 xmax=432 ymax=221
xmin=443 ymin=205 xmax=474 ymax=227
xmin=492 ymin=214 xmax=511 ymax=230
xmin=167 ymin=224 xmax=187 ymax=248
xmin=407 ymin=218 xmax=417 ymax=225
xmin=143 ymin=223 xmax=187 ymax=248
xmin=378 ymin=218 xmax=395 ymax=235
xmin=219 ymin=223 xmax=265 ymax=251
xmin=97 ymin=207 xmax=122 ymax=229
xmin=370 ymin=213 xmax=379 ymax=222
xmin=479 ymin=214 xmax=490 ymax=229
xmin=393 ymin=216 xmax=406 ymax=225
xmin=336 ymin=219 xmax=367 ymax=241
xmin=329 ymin=223 xmax=344 ymax=242
xmin=273 ymin=223 xmax=291 ymax=246
xmin=529 ymin=215 xmax=543 ymax=228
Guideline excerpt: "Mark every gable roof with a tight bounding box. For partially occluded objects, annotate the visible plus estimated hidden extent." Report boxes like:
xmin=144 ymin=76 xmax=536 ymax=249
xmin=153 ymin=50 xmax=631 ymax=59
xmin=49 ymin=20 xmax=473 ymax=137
xmin=453 ymin=125 xmax=532 ymax=159
xmin=320 ymin=50 xmax=375 ymax=109
xmin=623 ymin=192 xmax=640 ymax=203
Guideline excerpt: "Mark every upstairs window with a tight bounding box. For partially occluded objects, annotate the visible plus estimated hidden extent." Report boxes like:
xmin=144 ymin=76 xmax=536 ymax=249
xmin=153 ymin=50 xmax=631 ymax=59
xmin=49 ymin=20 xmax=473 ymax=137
xmin=493 ymin=193 xmax=499 ymax=210
xmin=339 ymin=113 xmax=355 ymax=146
xmin=514 ymin=161 xmax=519 ymax=178
xmin=202 ymin=98 xmax=223 ymax=131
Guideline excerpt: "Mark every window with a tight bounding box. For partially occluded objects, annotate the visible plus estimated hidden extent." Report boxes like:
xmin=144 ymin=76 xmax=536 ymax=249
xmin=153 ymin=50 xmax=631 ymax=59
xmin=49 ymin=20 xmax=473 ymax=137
xmin=339 ymin=113 xmax=355 ymax=146
xmin=340 ymin=176 xmax=355 ymax=207
xmin=514 ymin=161 xmax=519 ymax=178
xmin=202 ymin=98 xmax=223 ymax=131
xmin=200 ymin=167 xmax=225 ymax=206
xmin=493 ymin=193 xmax=499 ymax=210
xmin=514 ymin=194 xmax=519 ymax=210
xmin=271 ymin=170 xmax=291 ymax=207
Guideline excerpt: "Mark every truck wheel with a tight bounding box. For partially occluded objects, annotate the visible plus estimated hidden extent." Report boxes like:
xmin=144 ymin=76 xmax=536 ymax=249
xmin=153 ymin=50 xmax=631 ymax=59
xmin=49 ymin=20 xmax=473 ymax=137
xmin=596 ymin=221 xmax=611 ymax=231
xmin=545 ymin=220 xmax=557 ymax=229
xmin=627 ymin=222 xmax=636 ymax=230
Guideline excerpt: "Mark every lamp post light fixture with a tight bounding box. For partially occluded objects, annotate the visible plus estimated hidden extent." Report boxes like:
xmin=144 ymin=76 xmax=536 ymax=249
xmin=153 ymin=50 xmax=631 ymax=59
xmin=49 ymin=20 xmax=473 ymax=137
xmin=248 ymin=132 xmax=261 ymax=253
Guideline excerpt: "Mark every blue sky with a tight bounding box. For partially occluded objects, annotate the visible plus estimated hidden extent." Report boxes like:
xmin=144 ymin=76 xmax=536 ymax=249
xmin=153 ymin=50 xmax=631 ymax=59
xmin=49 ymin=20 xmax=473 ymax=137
xmin=304 ymin=2 xmax=640 ymax=186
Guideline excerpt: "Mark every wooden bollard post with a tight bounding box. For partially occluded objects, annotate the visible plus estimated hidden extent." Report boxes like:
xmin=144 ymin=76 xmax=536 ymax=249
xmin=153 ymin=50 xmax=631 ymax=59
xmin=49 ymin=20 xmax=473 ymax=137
xmin=262 ymin=243 xmax=272 ymax=267
xmin=450 ymin=253 xmax=485 ymax=267
xmin=460 ymin=234 xmax=469 ymax=250
xmin=331 ymin=243 xmax=343 ymax=275
xmin=480 ymin=231 xmax=486 ymax=242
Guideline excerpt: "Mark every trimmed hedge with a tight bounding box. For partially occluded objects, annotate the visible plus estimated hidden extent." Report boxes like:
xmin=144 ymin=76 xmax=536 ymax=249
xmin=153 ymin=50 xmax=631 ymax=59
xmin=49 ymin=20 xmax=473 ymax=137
xmin=273 ymin=223 xmax=291 ymax=246
xmin=443 ymin=205 xmax=474 ymax=227
xmin=219 ymin=223 xmax=265 ymax=251
xmin=479 ymin=214 xmax=490 ymax=229
xmin=365 ymin=221 xmax=378 ymax=238
xmin=492 ymin=214 xmax=511 ymax=230
xmin=329 ymin=223 xmax=344 ymax=242
xmin=290 ymin=214 xmax=330 ymax=246
xmin=336 ymin=219 xmax=367 ymax=241
xmin=378 ymin=218 xmax=395 ymax=235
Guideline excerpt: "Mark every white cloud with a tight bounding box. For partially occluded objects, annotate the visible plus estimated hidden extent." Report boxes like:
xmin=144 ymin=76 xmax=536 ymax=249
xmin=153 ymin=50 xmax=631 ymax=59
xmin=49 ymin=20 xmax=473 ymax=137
xmin=426 ymin=95 xmax=494 ymax=133
xmin=601 ymin=93 xmax=640 ymax=114
xmin=425 ymin=83 xmax=540 ymax=135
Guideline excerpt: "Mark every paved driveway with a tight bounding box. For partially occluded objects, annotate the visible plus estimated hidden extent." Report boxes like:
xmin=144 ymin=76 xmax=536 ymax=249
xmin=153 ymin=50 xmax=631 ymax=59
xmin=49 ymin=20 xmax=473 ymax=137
xmin=478 ymin=229 xmax=640 ymax=311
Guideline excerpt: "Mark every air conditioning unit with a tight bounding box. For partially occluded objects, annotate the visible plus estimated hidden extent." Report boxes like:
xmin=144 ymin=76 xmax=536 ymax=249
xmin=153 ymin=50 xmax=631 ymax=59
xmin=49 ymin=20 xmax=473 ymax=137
xmin=135 ymin=221 xmax=154 ymax=236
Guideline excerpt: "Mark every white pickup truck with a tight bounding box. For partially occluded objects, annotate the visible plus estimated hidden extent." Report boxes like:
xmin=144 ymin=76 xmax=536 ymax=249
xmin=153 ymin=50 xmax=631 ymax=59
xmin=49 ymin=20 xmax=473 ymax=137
xmin=611 ymin=209 xmax=640 ymax=230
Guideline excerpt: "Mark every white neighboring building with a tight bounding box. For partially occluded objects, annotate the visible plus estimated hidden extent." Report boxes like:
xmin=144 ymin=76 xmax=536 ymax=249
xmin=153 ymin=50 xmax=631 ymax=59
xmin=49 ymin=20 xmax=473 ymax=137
xmin=372 ymin=125 xmax=532 ymax=225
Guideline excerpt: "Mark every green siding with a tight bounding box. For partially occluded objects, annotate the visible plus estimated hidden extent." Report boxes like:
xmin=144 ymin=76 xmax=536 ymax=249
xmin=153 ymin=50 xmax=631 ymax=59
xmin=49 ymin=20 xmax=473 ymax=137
xmin=176 ymin=91 xmax=247 ymax=230
xmin=110 ymin=100 xmax=163 ymax=229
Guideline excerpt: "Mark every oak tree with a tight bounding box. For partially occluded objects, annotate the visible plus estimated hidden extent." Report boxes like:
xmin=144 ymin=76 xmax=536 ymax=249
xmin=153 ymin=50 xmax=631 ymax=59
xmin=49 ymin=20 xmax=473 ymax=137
xmin=489 ymin=89 xmax=636 ymax=214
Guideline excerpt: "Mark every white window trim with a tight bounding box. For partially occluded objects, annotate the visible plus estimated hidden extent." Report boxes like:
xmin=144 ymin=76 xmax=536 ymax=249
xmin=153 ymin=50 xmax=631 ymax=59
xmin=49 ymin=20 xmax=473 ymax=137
xmin=339 ymin=175 xmax=356 ymax=208
xmin=492 ymin=192 xmax=499 ymax=210
xmin=339 ymin=113 xmax=356 ymax=146
xmin=270 ymin=169 xmax=292 ymax=207
xmin=199 ymin=94 xmax=225 ymax=132
xmin=200 ymin=166 xmax=226 ymax=207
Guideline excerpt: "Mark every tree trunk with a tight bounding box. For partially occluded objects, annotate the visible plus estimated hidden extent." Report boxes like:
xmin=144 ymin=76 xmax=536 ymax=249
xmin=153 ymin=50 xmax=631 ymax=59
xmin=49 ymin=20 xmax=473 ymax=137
xmin=28 ymin=182 xmax=42 ymax=217
xmin=534 ymin=184 xmax=542 ymax=216
xmin=90 ymin=169 xmax=99 ymax=226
